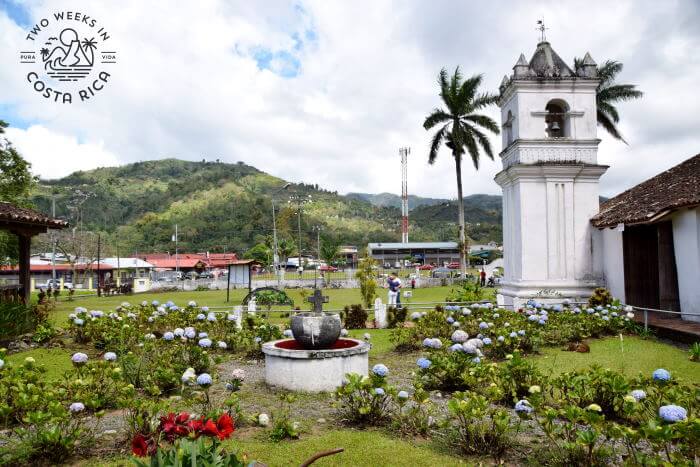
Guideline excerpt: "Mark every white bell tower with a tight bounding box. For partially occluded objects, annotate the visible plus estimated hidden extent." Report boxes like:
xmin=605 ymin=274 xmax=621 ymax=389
xmin=495 ymin=40 xmax=607 ymax=308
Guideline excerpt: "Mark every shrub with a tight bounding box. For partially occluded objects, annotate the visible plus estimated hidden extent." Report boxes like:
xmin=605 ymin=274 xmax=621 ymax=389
xmin=355 ymin=257 xmax=378 ymax=308
xmin=335 ymin=372 xmax=395 ymax=425
xmin=588 ymin=287 xmax=613 ymax=307
xmin=389 ymin=327 xmax=420 ymax=352
xmin=446 ymin=281 xmax=485 ymax=303
xmin=341 ymin=304 xmax=368 ymax=329
xmin=269 ymin=394 xmax=300 ymax=442
xmin=386 ymin=306 xmax=408 ymax=328
xmin=689 ymin=342 xmax=700 ymax=362
xmin=0 ymin=302 xmax=37 ymax=339
xmin=444 ymin=391 xmax=520 ymax=462
xmin=392 ymin=385 xmax=436 ymax=437
xmin=32 ymin=321 xmax=57 ymax=344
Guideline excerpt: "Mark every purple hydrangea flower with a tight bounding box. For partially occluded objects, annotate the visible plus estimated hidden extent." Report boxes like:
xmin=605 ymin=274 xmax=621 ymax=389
xmin=69 ymin=402 xmax=85 ymax=413
xmin=374 ymin=387 xmax=385 ymax=395
xmin=416 ymin=358 xmax=431 ymax=369
xmin=482 ymin=337 xmax=492 ymax=346
xmin=196 ymin=373 xmax=213 ymax=386
xmin=653 ymin=369 xmax=671 ymax=382
xmin=514 ymin=400 xmax=533 ymax=414
xmin=659 ymin=405 xmax=687 ymax=423
xmin=103 ymin=352 xmax=117 ymax=361
xmin=630 ymin=390 xmax=646 ymax=401
xmin=372 ymin=364 xmax=388 ymax=377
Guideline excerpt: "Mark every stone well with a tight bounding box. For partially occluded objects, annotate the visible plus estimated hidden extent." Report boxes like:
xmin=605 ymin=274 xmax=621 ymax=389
xmin=262 ymin=338 xmax=369 ymax=392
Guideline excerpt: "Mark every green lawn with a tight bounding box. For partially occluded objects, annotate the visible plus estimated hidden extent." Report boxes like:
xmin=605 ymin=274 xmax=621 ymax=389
xmin=230 ymin=429 xmax=464 ymax=467
xmin=5 ymin=347 xmax=73 ymax=381
xmin=532 ymin=335 xmax=700 ymax=382
xmin=48 ymin=286 xmax=491 ymax=326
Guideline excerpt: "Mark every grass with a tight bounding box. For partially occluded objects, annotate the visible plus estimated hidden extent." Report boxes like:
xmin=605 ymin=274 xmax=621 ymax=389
xmin=87 ymin=429 xmax=466 ymax=467
xmin=229 ymin=428 xmax=465 ymax=467
xmin=531 ymin=335 xmax=700 ymax=382
xmin=48 ymin=286 xmax=489 ymax=326
xmin=5 ymin=347 xmax=73 ymax=381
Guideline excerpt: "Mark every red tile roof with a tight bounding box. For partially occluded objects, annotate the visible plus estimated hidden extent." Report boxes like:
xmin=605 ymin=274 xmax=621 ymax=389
xmin=591 ymin=154 xmax=700 ymax=228
xmin=0 ymin=262 xmax=113 ymax=272
xmin=0 ymin=202 xmax=68 ymax=229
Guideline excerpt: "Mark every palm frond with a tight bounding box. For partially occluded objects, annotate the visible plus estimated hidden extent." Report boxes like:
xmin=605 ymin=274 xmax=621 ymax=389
xmin=463 ymin=129 xmax=481 ymax=170
xmin=468 ymin=125 xmax=495 ymax=160
xmin=597 ymin=109 xmax=627 ymax=144
xmin=598 ymin=84 xmax=643 ymax=103
xmin=597 ymin=60 xmax=623 ymax=87
xmin=438 ymin=68 xmax=452 ymax=108
xmin=598 ymin=102 xmax=620 ymax=123
xmin=423 ymin=109 xmax=452 ymax=130
xmin=428 ymin=124 xmax=449 ymax=165
xmin=462 ymin=113 xmax=500 ymax=134
xmin=469 ymin=92 xmax=499 ymax=111
xmin=458 ymin=74 xmax=483 ymax=107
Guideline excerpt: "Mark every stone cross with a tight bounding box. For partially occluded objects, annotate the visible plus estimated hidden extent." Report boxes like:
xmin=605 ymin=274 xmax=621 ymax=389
xmin=306 ymin=288 xmax=329 ymax=313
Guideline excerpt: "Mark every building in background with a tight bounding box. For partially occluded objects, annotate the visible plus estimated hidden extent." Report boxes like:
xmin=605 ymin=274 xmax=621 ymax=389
xmin=367 ymin=242 xmax=460 ymax=267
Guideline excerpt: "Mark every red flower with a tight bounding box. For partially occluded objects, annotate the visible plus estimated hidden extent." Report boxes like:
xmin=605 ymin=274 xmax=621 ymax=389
xmin=200 ymin=418 xmax=220 ymax=438
xmin=215 ymin=413 xmax=235 ymax=440
xmin=160 ymin=412 xmax=191 ymax=441
xmin=131 ymin=433 xmax=156 ymax=457
xmin=187 ymin=418 xmax=204 ymax=437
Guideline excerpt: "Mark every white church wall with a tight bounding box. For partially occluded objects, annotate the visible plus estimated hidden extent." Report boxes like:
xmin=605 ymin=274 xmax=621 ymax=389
xmin=672 ymin=207 xmax=700 ymax=322
xmin=595 ymin=228 xmax=625 ymax=302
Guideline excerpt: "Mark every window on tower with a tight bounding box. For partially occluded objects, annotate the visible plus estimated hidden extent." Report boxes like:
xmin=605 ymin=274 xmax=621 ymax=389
xmin=504 ymin=111 xmax=514 ymax=146
xmin=545 ymin=100 xmax=568 ymax=138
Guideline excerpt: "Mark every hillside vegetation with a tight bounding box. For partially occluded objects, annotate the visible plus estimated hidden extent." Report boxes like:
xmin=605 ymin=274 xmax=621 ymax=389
xmin=32 ymin=159 xmax=502 ymax=256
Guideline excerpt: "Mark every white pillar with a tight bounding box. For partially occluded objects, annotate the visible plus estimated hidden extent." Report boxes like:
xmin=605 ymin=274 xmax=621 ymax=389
xmin=374 ymin=298 xmax=387 ymax=329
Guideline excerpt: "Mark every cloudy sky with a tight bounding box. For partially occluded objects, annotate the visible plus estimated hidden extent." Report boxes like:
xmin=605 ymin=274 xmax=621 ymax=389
xmin=1 ymin=0 xmax=698 ymax=199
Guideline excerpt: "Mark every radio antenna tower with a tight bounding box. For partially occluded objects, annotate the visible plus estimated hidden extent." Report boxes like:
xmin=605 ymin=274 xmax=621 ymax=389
xmin=400 ymin=147 xmax=410 ymax=243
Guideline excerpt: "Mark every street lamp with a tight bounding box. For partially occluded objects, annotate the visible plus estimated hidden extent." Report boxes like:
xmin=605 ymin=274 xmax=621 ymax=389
xmin=271 ymin=183 xmax=291 ymax=285
xmin=312 ymin=225 xmax=323 ymax=288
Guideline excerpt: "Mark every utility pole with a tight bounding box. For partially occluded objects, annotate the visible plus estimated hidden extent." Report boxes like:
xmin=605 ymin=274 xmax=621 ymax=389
xmin=400 ymin=147 xmax=410 ymax=243
xmin=173 ymin=224 xmax=179 ymax=277
xmin=96 ymin=233 xmax=101 ymax=297
xmin=271 ymin=183 xmax=291 ymax=286
xmin=51 ymin=195 xmax=57 ymax=284
xmin=288 ymin=193 xmax=311 ymax=277
xmin=312 ymin=225 xmax=323 ymax=288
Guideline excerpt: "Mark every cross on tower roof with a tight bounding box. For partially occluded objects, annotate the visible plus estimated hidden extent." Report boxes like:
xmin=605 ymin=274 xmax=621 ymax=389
xmin=536 ymin=19 xmax=548 ymax=42
xmin=306 ymin=288 xmax=329 ymax=313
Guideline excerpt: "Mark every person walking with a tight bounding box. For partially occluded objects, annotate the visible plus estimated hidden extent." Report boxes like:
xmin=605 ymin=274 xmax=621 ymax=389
xmin=387 ymin=274 xmax=397 ymax=306
xmin=394 ymin=275 xmax=402 ymax=308
xmin=480 ymin=268 xmax=486 ymax=287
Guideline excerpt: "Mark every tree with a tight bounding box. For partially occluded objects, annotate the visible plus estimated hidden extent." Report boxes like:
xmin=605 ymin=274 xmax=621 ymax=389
xmin=355 ymin=256 xmax=378 ymax=308
xmin=423 ymin=68 xmax=499 ymax=276
xmin=319 ymin=237 xmax=340 ymax=267
xmin=0 ymin=120 xmax=36 ymax=265
xmin=243 ymin=243 xmax=272 ymax=267
xmin=277 ymin=237 xmax=296 ymax=267
xmin=574 ymin=59 xmax=643 ymax=143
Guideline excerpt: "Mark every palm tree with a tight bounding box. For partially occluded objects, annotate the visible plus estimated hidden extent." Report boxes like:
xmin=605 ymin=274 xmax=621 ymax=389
xmin=575 ymin=59 xmax=643 ymax=143
xmin=423 ymin=67 xmax=499 ymax=276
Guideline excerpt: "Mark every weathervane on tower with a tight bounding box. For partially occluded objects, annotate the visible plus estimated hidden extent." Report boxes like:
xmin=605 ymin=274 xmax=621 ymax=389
xmin=536 ymin=19 xmax=548 ymax=42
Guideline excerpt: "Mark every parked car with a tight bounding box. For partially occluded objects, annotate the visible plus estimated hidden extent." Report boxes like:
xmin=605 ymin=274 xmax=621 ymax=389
xmin=418 ymin=264 xmax=435 ymax=271
xmin=446 ymin=262 xmax=461 ymax=269
xmin=36 ymin=279 xmax=73 ymax=290
xmin=319 ymin=265 xmax=338 ymax=272
xmin=198 ymin=271 xmax=215 ymax=279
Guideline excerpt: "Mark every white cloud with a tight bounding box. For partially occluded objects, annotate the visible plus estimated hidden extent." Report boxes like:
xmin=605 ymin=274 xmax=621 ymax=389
xmin=0 ymin=0 xmax=698 ymax=200
xmin=4 ymin=125 xmax=120 ymax=178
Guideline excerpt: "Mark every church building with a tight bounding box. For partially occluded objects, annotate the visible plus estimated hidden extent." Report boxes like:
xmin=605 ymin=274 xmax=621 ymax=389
xmin=494 ymin=38 xmax=700 ymax=326
xmin=495 ymin=40 xmax=606 ymax=308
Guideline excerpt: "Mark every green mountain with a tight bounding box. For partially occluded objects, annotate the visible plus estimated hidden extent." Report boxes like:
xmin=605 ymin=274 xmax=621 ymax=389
xmin=345 ymin=192 xmax=447 ymax=210
xmin=31 ymin=159 xmax=502 ymax=256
